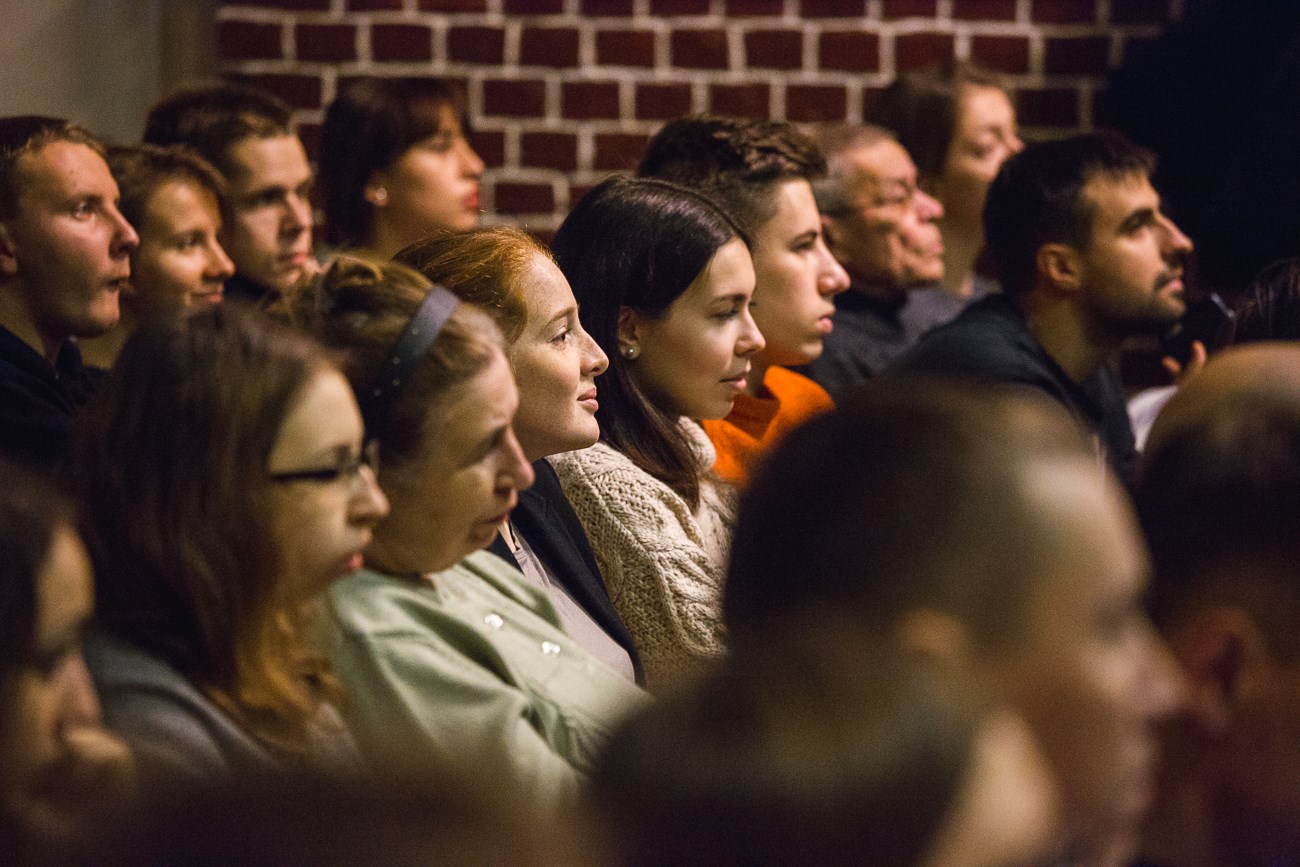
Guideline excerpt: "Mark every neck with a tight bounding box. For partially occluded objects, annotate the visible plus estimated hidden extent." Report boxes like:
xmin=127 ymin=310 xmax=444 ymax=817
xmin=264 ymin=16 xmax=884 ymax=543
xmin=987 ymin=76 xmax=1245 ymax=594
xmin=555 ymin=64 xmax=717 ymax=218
xmin=744 ymin=357 xmax=772 ymax=398
xmin=0 ymin=288 xmax=64 ymax=365
xmin=1022 ymin=293 xmax=1118 ymax=383
xmin=364 ymin=218 xmax=414 ymax=262
xmin=77 ymin=307 xmax=136 ymax=369
xmin=938 ymin=219 xmax=984 ymax=299
xmin=1137 ymin=721 xmax=1228 ymax=867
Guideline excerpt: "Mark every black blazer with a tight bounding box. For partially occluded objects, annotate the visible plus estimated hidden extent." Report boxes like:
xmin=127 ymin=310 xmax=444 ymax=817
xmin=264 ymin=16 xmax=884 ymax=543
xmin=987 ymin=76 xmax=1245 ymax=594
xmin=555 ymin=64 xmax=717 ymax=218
xmin=488 ymin=458 xmax=644 ymax=684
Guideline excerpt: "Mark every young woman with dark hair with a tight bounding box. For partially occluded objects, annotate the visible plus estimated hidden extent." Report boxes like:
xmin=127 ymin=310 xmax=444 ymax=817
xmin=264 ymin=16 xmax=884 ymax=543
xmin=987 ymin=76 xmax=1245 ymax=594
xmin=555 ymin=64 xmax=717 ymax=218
xmin=69 ymin=306 xmax=389 ymax=783
xmin=318 ymin=77 xmax=484 ymax=258
xmin=288 ymin=256 xmax=645 ymax=810
xmin=549 ymin=175 xmax=764 ymax=690
xmin=395 ymin=227 xmax=640 ymax=682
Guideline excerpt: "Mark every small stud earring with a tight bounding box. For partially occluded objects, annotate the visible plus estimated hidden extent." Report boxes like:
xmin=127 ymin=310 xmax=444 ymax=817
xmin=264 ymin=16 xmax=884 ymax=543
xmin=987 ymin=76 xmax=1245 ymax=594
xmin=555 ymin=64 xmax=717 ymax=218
xmin=621 ymin=345 xmax=638 ymax=360
xmin=372 ymin=188 xmax=388 ymax=205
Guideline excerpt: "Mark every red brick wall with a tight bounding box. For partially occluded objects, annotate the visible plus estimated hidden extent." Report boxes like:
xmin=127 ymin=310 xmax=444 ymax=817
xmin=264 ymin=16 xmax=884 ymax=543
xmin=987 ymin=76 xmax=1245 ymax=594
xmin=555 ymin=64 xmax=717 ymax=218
xmin=217 ymin=0 xmax=1181 ymax=232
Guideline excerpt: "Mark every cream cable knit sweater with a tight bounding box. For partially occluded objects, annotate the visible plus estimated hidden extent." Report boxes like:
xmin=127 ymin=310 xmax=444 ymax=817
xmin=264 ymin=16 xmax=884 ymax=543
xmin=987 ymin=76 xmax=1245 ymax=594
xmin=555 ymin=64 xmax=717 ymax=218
xmin=550 ymin=419 xmax=736 ymax=691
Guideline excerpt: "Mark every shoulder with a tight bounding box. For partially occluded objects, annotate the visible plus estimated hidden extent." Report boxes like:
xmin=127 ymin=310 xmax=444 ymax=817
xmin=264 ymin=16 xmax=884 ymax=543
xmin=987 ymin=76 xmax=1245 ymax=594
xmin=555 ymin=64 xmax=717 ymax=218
xmin=83 ymin=633 xmax=257 ymax=781
xmin=765 ymin=367 xmax=834 ymax=414
xmin=892 ymin=297 xmax=1041 ymax=380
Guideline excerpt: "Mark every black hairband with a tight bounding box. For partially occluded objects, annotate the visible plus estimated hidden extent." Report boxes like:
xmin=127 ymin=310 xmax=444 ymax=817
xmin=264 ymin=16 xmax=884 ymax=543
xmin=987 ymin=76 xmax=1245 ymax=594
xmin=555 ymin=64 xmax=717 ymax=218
xmin=359 ymin=284 xmax=460 ymax=439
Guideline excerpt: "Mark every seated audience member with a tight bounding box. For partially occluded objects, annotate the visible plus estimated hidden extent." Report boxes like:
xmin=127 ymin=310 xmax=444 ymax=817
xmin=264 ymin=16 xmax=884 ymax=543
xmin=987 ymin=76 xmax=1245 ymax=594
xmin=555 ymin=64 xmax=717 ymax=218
xmin=0 ymin=462 xmax=132 ymax=862
xmin=287 ymin=257 xmax=646 ymax=810
xmin=395 ymin=228 xmax=640 ymax=683
xmin=592 ymin=628 xmax=1059 ymax=867
xmin=724 ymin=380 xmax=1182 ymax=865
xmin=0 ymin=116 xmax=138 ymax=469
xmin=869 ymin=61 xmax=1023 ymax=333
xmin=319 ymin=77 xmax=484 ymax=259
xmin=69 ymin=306 xmax=389 ymax=783
xmin=1230 ymin=255 xmax=1300 ymax=342
xmin=893 ymin=131 xmax=1194 ymax=486
xmin=804 ymin=124 xmax=946 ymax=398
xmin=549 ymin=176 xmax=764 ymax=690
xmin=1134 ymin=343 xmax=1300 ymax=867
xmin=637 ymin=116 xmax=850 ymax=484
xmin=144 ymin=81 xmax=315 ymax=305
xmin=79 ymin=144 xmax=235 ymax=368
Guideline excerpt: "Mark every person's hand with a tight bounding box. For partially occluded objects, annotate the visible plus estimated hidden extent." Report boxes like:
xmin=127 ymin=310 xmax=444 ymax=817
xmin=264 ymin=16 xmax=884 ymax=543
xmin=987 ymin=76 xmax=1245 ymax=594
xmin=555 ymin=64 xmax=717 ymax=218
xmin=1161 ymin=340 xmax=1207 ymax=384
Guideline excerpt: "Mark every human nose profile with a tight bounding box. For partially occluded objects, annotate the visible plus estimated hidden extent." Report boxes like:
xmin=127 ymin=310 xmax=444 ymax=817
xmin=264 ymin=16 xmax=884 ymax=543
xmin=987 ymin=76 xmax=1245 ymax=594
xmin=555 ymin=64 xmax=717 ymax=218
xmin=503 ymin=428 xmax=535 ymax=492
xmin=817 ymin=240 xmax=850 ymax=296
xmin=736 ymin=306 xmax=765 ymax=357
xmin=580 ymin=327 xmax=609 ymax=377
xmin=915 ymin=189 xmax=944 ymax=222
xmin=109 ymin=204 xmax=140 ymax=257
xmin=350 ymin=463 xmax=390 ymax=526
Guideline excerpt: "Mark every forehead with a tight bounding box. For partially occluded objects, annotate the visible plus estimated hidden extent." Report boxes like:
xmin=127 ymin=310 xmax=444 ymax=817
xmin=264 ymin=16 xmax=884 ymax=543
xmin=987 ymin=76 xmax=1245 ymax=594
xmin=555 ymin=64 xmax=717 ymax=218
xmin=142 ymin=179 xmax=221 ymax=229
xmin=520 ymin=253 xmax=575 ymax=323
xmin=434 ymin=351 xmax=516 ymax=448
xmin=14 ymin=140 xmax=115 ymax=205
xmin=848 ymin=140 xmax=916 ymax=192
xmin=1081 ymin=172 xmax=1158 ymax=233
xmin=270 ymin=368 xmax=362 ymax=466
xmin=225 ymin=135 xmax=310 ymax=187
xmin=754 ymin=178 xmax=820 ymax=242
xmin=956 ymin=84 xmax=1015 ymax=132
xmin=684 ymin=237 xmax=755 ymax=302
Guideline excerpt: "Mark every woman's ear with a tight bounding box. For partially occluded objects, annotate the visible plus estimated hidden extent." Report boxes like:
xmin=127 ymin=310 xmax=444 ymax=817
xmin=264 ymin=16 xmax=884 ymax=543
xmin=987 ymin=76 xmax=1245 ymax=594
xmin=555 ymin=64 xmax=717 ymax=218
xmin=616 ymin=307 xmax=641 ymax=361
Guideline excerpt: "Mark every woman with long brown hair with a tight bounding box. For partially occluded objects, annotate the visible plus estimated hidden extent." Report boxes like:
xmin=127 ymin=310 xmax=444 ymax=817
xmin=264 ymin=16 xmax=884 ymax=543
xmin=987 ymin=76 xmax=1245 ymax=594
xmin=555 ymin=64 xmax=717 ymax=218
xmin=69 ymin=306 xmax=388 ymax=782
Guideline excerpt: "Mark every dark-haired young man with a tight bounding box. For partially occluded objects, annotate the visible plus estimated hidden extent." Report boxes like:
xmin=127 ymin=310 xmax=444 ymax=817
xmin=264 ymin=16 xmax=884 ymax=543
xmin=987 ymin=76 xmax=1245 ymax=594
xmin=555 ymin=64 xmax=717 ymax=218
xmin=0 ymin=116 xmax=138 ymax=469
xmin=144 ymin=81 xmax=315 ymax=304
xmin=893 ymin=131 xmax=1193 ymax=484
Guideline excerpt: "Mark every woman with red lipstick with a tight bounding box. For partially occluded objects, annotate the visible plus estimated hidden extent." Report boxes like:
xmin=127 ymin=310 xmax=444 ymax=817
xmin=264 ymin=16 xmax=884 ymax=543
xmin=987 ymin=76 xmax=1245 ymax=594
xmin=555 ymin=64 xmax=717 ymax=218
xmin=395 ymin=227 xmax=642 ymax=683
xmin=290 ymin=257 xmax=646 ymax=810
xmin=549 ymin=176 xmax=765 ymax=691
xmin=68 ymin=305 xmax=389 ymax=784
xmin=78 ymin=145 xmax=236 ymax=368
xmin=318 ymin=77 xmax=484 ymax=260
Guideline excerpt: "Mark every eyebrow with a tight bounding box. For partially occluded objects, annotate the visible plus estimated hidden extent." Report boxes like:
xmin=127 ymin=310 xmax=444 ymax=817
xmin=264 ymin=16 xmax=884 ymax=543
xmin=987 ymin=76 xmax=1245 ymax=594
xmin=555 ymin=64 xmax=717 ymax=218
xmin=545 ymin=305 xmax=576 ymax=327
xmin=1118 ymin=206 xmax=1157 ymax=233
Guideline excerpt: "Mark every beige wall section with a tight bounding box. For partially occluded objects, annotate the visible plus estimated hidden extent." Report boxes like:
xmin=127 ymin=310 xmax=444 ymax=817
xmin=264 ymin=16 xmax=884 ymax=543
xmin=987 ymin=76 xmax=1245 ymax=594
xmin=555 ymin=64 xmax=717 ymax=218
xmin=0 ymin=0 xmax=218 ymax=145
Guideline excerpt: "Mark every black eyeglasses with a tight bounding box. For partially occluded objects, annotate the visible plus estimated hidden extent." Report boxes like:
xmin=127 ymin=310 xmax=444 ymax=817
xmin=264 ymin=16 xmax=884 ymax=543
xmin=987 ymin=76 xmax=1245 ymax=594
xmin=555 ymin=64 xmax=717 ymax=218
xmin=270 ymin=440 xmax=380 ymax=486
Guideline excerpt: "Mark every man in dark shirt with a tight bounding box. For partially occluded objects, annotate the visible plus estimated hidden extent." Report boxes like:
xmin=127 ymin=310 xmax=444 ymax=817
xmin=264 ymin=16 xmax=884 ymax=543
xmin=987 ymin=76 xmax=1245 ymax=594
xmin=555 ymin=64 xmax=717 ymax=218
xmin=802 ymin=124 xmax=946 ymax=400
xmin=0 ymin=116 xmax=138 ymax=469
xmin=893 ymin=131 xmax=1193 ymax=484
xmin=144 ymin=82 xmax=316 ymax=305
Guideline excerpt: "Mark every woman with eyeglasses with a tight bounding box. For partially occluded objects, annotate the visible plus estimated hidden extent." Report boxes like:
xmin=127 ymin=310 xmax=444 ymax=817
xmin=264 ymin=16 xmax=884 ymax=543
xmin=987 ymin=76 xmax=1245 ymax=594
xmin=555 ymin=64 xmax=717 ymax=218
xmin=67 ymin=305 xmax=389 ymax=784
xmin=287 ymin=256 xmax=646 ymax=811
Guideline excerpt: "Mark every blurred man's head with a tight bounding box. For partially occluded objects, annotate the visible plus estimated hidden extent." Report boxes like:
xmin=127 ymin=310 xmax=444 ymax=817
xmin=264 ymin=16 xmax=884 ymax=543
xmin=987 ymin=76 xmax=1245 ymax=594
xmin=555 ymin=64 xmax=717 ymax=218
xmin=0 ymin=117 xmax=138 ymax=361
xmin=144 ymin=82 xmax=312 ymax=295
xmin=725 ymin=380 xmax=1182 ymax=862
xmin=1137 ymin=343 xmax=1300 ymax=866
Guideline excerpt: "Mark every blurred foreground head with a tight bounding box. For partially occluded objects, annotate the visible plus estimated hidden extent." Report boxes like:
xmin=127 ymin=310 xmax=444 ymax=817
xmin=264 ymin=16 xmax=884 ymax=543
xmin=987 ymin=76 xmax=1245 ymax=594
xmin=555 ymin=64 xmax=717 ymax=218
xmin=725 ymin=379 xmax=1182 ymax=863
xmin=1137 ymin=343 xmax=1300 ymax=866
xmin=592 ymin=625 xmax=1059 ymax=867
